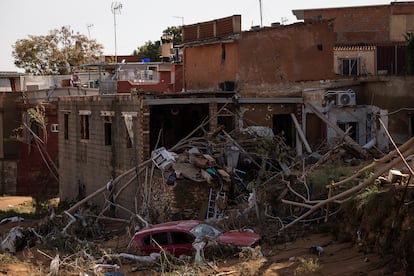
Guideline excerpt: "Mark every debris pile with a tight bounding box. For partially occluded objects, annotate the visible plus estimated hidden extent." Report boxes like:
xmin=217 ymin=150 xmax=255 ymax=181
xmin=3 ymin=107 xmax=414 ymax=274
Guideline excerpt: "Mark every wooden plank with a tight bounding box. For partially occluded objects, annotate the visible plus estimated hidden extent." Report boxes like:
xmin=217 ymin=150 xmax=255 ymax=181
xmin=291 ymin=113 xmax=312 ymax=154
xmin=305 ymin=102 xmax=368 ymax=158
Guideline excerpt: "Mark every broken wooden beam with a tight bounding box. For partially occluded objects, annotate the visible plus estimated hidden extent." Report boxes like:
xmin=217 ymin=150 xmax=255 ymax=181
xmin=291 ymin=113 xmax=312 ymax=154
xmin=304 ymin=101 xmax=369 ymax=159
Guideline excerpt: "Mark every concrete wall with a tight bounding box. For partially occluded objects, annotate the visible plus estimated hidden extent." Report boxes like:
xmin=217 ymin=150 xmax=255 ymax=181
xmin=58 ymin=94 xmax=143 ymax=207
xmin=0 ymin=161 xmax=17 ymax=195
xmin=334 ymin=47 xmax=376 ymax=76
xmin=325 ymin=105 xmax=388 ymax=152
xmin=238 ymin=21 xmax=335 ymax=89
xmin=58 ymin=93 xmax=218 ymax=219
xmin=360 ymin=76 xmax=414 ymax=144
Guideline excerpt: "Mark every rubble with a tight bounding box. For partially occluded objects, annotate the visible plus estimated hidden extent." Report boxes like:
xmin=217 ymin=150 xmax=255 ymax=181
xmin=2 ymin=104 xmax=414 ymax=274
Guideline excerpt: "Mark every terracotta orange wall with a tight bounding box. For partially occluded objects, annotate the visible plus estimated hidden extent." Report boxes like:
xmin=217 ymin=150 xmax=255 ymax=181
xmin=238 ymin=21 xmax=335 ymax=86
xmin=184 ymin=42 xmax=238 ymax=90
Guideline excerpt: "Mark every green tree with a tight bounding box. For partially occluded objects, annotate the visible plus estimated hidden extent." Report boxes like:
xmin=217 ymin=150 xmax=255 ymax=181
xmin=131 ymin=26 xmax=182 ymax=62
xmin=132 ymin=40 xmax=161 ymax=62
xmin=162 ymin=26 xmax=182 ymax=45
xmin=12 ymin=26 xmax=103 ymax=75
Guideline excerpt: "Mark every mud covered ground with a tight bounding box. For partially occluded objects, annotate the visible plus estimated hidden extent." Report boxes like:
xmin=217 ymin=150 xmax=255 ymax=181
xmin=0 ymin=197 xmax=392 ymax=276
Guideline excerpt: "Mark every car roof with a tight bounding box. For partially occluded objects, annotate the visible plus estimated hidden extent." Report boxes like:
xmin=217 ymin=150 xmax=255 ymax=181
xmin=135 ymin=220 xmax=202 ymax=236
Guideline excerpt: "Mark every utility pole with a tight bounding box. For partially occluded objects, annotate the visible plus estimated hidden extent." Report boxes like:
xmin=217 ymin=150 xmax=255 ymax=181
xmin=259 ymin=0 xmax=263 ymax=27
xmin=111 ymin=2 xmax=122 ymax=75
xmin=173 ymin=16 xmax=184 ymax=26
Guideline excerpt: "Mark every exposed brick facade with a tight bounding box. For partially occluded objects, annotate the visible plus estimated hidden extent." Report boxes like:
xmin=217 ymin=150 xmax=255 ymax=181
xmin=183 ymin=15 xmax=241 ymax=42
xmin=184 ymin=42 xmax=239 ymax=91
xmin=238 ymin=21 xmax=335 ymax=88
xmin=297 ymin=2 xmax=414 ymax=44
xmin=183 ymin=19 xmax=335 ymax=92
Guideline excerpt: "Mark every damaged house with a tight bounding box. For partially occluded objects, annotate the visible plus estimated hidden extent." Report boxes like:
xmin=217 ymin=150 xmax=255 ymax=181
xmin=58 ymin=14 xmax=391 ymax=221
xmin=293 ymin=1 xmax=414 ymax=145
xmin=0 ymin=73 xmax=100 ymax=195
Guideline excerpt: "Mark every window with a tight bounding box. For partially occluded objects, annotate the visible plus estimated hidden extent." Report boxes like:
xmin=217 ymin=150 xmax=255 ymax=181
xmin=171 ymin=232 xmax=194 ymax=244
xmin=273 ymin=114 xmax=295 ymax=147
xmin=221 ymin=43 xmax=226 ymax=64
xmin=341 ymin=58 xmax=359 ymax=76
xmin=410 ymin=115 xmax=414 ymax=137
xmin=50 ymin=124 xmax=59 ymax=133
xmin=338 ymin=121 xmax=358 ymax=142
xmin=104 ymin=116 xmax=112 ymax=146
xmin=64 ymin=114 xmax=69 ymax=140
xmin=151 ymin=232 xmax=169 ymax=245
xmin=190 ymin=224 xmax=221 ymax=239
xmin=142 ymin=235 xmax=151 ymax=246
xmin=126 ymin=125 xmax=132 ymax=148
xmin=80 ymin=115 xmax=90 ymax=140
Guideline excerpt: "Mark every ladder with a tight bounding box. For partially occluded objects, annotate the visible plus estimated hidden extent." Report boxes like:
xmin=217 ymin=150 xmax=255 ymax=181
xmin=206 ymin=188 xmax=226 ymax=220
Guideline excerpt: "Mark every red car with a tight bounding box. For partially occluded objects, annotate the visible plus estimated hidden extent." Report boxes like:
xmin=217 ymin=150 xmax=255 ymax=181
xmin=133 ymin=220 xmax=260 ymax=257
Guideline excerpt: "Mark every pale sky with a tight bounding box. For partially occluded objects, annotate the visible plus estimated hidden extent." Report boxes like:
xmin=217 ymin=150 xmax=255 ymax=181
xmin=1 ymin=0 xmax=393 ymax=72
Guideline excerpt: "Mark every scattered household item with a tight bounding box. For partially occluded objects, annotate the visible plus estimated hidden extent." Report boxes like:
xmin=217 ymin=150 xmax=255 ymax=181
xmin=225 ymin=146 xmax=240 ymax=168
xmin=172 ymin=163 xmax=205 ymax=182
xmin=309 ymin=245 xmax=324 ymax=256
xmin=151 ymin=147 xmax=175 ymax=170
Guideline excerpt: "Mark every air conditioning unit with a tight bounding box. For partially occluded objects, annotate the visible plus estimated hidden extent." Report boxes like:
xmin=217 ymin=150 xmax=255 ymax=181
xmin=336 ymin=90 xmax=356 ymax=106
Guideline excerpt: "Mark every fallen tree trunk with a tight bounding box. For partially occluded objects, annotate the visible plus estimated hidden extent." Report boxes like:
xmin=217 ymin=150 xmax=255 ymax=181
xmin=281 ymin=144 xmax=414 ymax=231
xmin=326 ymin=135 xmax=414 ymax=189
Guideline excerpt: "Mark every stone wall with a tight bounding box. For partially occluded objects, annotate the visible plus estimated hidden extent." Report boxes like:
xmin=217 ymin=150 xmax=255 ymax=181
xmin=360 ymin=76 xmax=414 ymax=145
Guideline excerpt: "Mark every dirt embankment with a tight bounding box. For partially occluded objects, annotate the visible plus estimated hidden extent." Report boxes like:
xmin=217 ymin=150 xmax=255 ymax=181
xmin=335 ymin=184 xmax=414 ymax=274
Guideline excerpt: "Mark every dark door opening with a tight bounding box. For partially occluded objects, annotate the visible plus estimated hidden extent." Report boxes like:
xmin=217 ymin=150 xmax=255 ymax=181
xmin=272 ymin=114 xmax=295 ymax=147
xmin=306 ymin=113 xmax=326 ymax=150
xmin=150 ymin=104 xmax=209 ymax=151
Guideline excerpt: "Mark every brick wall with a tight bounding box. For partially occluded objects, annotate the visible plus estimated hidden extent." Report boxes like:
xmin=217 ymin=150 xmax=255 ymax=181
xmin=183 ymin=15 xmax=241 ymax=42
xmin=238 ymin=20 xmax=335 ymax=88
xmin=184 ymin=42 xmax=239 ymax=91
xmin=302 ymin=3 xmax=414 ymax=44
xmin=148 ymin=173 xmax=211 ymax=222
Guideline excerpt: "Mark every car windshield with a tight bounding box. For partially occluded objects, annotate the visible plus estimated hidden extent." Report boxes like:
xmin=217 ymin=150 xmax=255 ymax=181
xmin=190 ymin=223 xmax=222 ymax=239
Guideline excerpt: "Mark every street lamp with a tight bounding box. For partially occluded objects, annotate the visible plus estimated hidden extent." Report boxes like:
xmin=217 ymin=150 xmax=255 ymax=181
xmin=111 ymin=2 xmax=122 ymax=78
